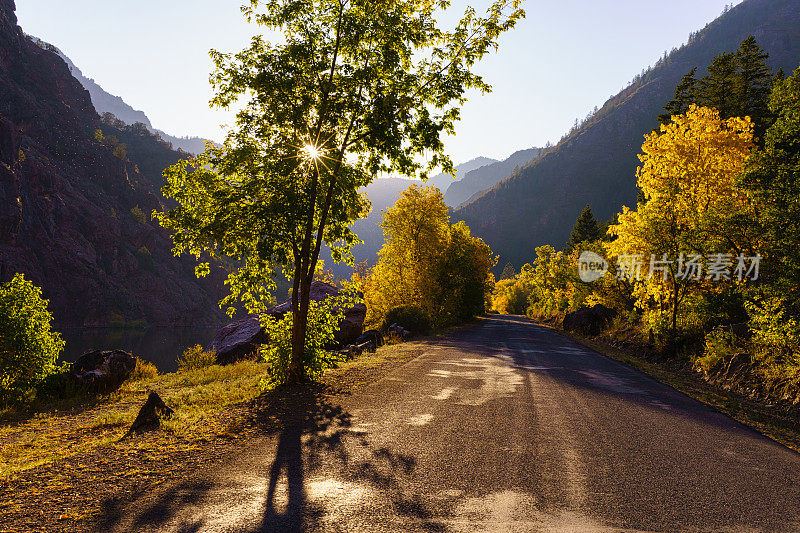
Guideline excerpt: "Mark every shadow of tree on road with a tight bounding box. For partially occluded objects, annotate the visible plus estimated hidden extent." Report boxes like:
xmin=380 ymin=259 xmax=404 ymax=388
xmin=96 ymin=382 xmax=441 ymax=532
xmin=251 ymin=382 xmax=442 ymax=532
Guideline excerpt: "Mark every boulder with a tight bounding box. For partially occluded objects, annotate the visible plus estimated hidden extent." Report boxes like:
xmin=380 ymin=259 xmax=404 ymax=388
xmin=563 ymin=304 xmax=617 ymax=336
xmin=210 ymin=314 xmax=266 ymax=365
xmin=210 ymin=281 xmax=366 ymax=364
xmin=336 ymin=302 xmax=368 ymax=346
xmin=71 ymin=349 xmax=136 ymax=392
xmin=128 ymin=391 xmax=174 ymax=434
xmin=355 ymin=329 xmax=384 ymax=349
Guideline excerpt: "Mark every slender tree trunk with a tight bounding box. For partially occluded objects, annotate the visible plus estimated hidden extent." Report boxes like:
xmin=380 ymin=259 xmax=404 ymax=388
xmin=671 ymin=280 xmax=679 ymax=337
xmin=288 ymin=266 xmax=310 ymax=383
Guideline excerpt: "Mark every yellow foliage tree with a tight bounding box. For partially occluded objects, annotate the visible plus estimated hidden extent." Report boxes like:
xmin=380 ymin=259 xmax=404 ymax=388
xmin=607 ymin=104 xmax=755 ymax=334
xmin=364 ymin=184 xmax=494 ymax=327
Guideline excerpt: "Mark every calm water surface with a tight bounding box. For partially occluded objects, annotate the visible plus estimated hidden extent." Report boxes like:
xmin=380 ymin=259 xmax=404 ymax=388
xmin=59 ymin=326 xmax=221 ymax=373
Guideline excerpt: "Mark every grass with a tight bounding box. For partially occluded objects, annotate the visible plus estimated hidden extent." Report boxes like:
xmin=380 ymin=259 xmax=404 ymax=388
xmin=0 ymin=359 xmax=269 ymax=479
xmin=0 ymin=340 xmax=423 ymax=482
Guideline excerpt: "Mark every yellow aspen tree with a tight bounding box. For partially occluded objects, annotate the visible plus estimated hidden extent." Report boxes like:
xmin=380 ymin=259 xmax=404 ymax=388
xmin=608 ymin=104 xmax=754 ymax=335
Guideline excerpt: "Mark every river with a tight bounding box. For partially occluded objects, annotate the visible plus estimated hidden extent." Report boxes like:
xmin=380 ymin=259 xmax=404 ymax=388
xmin=58 ymin=326 xmax=221 ymax=373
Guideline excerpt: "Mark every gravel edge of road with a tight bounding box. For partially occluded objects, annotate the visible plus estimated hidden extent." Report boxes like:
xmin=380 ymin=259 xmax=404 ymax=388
xmin=533 ymin=320 xmax=800 ymax=455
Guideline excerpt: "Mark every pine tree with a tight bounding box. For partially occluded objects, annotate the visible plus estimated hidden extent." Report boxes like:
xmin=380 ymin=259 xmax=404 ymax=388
xmin=661 ymin=37 xmax=774 ymax=144
xmin=566 ymin=204 xmax=601 ymax=253
xmin=659 ymin=68 xmax=698 ymax=124
xmin=698 ymin=52 xmax=739 ymax=118
xmin=499 ymin=262 xmax=516 ymax=280
xmin=734 ymin=36 xmax=773 ymax=140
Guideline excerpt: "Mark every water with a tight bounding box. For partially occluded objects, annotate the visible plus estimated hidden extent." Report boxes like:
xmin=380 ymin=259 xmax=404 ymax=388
xmin=58 ymin=326 xmax=220 ymax=373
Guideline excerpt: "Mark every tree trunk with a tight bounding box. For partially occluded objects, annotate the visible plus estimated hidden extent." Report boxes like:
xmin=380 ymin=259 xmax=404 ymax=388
xmin=288 ymin=272 xmax=311 ymax=383
xmin=671 ymin=281 xmax=679 ymax=337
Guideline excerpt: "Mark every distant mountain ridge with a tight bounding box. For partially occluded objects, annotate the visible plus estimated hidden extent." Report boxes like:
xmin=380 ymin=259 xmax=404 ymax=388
xmin=428 ymin=156 xmax=497 ymax=196
xmin=444 ymin=146 xmax=543 ymax=208
xmin=454 ymin=0 xmax=800 ymax=270
xmin=29 ymin=36 xmax=210 ymax=155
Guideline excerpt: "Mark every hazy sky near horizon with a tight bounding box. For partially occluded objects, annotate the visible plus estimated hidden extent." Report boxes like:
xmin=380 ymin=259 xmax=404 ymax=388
xmin=17 ymin=0 xmax=740 ymax=164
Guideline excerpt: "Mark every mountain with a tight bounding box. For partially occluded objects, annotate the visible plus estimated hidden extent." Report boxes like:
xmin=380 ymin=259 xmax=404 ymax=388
xmin=454 ymin=0 xmax=800 ymax=271
xmin=444 ymin=147 xmax=543 ymax=208
xmin=0 ymin=0 xmax=225 ymax=326
xmin=29 ymin=36 xmax=210 ymax=155
xmin=428 ymin=156 xmax=497 ymax=197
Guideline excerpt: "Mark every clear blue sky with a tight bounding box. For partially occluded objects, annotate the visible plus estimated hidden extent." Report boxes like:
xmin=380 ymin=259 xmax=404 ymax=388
xmin=17 ymin=0 xmax=740 ymax=164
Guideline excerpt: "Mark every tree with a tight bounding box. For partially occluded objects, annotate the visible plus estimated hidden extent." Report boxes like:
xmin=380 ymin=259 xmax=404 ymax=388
xmin=661 ymin=37 xmax=774 ymax=143
xmin=364 ymin=184 xmax=493 ymax=327
xmin=698 ymin=52 xmax=739 ymax=119
xmin=659 ymin=67 xmax=698 ymax=125
xmin=156 ymin=0 xmax=524 ymax=382
xmin=740 ymin=65 xmax=800 ymax=309
xmin=0 ymin=274 xmax=65 ymax=403
xmin=499 ymin=262 xmax=516 ymax=280
xmin=608 ymin=105 xmax=754 ymax=335
xmin=734 ymin=36 xmax=773 ymax=140
xmin=566 ymin=204 xmax=601 ymax=253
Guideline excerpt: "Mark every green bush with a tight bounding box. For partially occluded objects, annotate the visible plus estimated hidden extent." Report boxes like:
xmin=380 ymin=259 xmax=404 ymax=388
xmin=130 ymin=358 xmax=159 ymax=380
xmin=260 ymin=292 xmax=356 ymax=386
xmin=381 ymin=305 xmax=432 ymax=335
xmin=0 ymin=273 xmax=66 ymax=404
xmin=695 ymin=328 xmax=739 ymax=374
xmin=177 ymin=344 xmax=217 ymax=372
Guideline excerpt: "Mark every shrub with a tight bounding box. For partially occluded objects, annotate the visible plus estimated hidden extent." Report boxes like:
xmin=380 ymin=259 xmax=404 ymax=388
xmin=381 ymin=305 xmax=432 ymax=335
xmin=177 ymin=344 xmax=217 ymax=372
xmin=130 ymin=358 xmax=159 ymax=381
xmin=135 ymin=245 xmax=155 ymax=272
xmin=0 ymin=273 xmax=66 ymax=404
xmin=260 ymin=292 xmax=356 ymax=386
xmin=130 ymin=205 xmax=147 ymax=225
xmin=695 ymin=328 xmax=739 ymax=375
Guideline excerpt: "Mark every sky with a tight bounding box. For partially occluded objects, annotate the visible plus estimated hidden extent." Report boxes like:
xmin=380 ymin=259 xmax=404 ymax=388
xmin=16 ymin=0 xmax=741 ymax=164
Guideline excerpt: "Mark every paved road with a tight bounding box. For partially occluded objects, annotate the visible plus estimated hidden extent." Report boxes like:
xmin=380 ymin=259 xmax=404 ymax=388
xmin=106 ymin=315 xmax=800 ymax=532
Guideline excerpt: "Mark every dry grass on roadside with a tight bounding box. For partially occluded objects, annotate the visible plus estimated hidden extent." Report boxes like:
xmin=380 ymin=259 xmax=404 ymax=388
xmin=0 ymin=360 xmax=269 ymax=479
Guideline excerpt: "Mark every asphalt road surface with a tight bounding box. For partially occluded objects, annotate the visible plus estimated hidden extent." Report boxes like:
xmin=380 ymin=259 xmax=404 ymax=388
xmin=105 ymin=315 xmax=800 ymax=532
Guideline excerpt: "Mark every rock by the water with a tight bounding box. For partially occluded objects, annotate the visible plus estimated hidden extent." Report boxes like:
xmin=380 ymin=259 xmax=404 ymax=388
xmin=210 ymin=314 xmax=266 ymax=365
xmin=128 ymin=391 xmax=174 ymax=433
xmin=563 ymin=304 xmax=617 ymax=336
xmin=71 ymin=349 xmax=136 ymax=392
xmin=210 ymin=281 xmax=366 ymax=364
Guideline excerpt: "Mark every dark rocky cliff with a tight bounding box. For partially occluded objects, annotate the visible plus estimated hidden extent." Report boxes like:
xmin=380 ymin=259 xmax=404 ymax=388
xmin=0 ymin=0 xmax=224 ymax=326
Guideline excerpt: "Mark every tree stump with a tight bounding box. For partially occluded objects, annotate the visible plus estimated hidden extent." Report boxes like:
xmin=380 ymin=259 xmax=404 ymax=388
xmin=128 ymin=391 xmax=174 ymax=434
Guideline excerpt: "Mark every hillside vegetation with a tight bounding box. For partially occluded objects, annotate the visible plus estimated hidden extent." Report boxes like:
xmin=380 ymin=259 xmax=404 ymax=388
xmin=456 ymin=0 xmax=800 ymax=271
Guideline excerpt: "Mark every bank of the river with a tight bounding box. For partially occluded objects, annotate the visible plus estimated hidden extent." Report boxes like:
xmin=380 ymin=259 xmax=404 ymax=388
xmin=0 ymin=342 xmax=424 ymax=532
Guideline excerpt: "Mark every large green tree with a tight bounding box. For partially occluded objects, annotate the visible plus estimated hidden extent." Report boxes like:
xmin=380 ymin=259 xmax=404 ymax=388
xmin=156 ymin=0 xmax=524 ymax=382
xmin=740 ymin=65 xmax=800 ymax=308
xmin=660 ymin=36 xmax=775 ymax=141
xmin=565 ymin=204 xmax=601 ymax=253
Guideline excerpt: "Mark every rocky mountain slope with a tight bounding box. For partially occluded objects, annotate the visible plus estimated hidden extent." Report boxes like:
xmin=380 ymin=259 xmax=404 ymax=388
xmin=0 ymin=0 xmax=224 ymax=326
xmin=30 ymin=36 xmax=209 ymax=155
xmin=454 ymin=0 xmax=800 ymax=270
